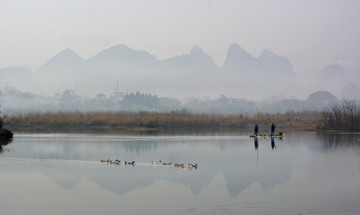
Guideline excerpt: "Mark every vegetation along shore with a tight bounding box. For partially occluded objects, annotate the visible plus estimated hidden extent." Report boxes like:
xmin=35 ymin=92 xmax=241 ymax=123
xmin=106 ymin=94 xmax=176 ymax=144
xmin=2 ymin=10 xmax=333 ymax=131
xmin=7 ymin=110 xmax=318 ymax=133
xmin=3 ymin=99 xmax=359 ymax=133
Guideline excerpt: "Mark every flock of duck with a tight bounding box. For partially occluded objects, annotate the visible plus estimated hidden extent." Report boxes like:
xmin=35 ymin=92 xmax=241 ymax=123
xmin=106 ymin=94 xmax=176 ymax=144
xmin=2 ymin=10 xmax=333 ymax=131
xmin=101 ymin=159 xmax=198 ymax=169
xmin=101 ymin=159 xmax=135 ymax=165
xmin=152 ymin=160 xmax=198 ymax=169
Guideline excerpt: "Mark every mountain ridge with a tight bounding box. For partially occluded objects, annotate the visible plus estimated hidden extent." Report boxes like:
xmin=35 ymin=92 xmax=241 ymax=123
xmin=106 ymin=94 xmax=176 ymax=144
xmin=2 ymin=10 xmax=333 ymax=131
xmin=1 ymin=43 xmax=352 ymax=99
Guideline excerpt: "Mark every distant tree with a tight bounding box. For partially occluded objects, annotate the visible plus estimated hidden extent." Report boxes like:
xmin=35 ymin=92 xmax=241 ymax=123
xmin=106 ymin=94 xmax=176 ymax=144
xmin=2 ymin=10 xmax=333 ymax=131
xmin=96 ymin=94 xmax=106 ymax=99
xmin=62 ymin=89 xmax=76 ymax=99
xmin=121 ymin=92 xmax=160 ymax=111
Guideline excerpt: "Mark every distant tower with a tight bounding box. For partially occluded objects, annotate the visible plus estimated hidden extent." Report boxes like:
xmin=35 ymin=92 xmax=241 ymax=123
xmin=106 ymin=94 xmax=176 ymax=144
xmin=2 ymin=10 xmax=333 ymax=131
xmin=113 ymin=80 xmax=124 ymax=99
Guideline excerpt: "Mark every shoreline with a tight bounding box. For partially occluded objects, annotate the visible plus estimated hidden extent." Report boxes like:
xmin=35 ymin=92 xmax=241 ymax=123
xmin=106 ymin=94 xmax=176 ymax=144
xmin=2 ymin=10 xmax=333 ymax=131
xmin=7 ymin=111 xmax=319 ymax=134
xmin=8 ymin=124 xmax=316 ymax=135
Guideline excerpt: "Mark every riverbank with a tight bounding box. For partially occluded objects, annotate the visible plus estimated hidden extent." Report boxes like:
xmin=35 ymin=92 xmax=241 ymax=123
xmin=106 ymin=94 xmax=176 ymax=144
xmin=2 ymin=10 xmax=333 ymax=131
xmin=7 ymin=111 xmax=319 ymax=134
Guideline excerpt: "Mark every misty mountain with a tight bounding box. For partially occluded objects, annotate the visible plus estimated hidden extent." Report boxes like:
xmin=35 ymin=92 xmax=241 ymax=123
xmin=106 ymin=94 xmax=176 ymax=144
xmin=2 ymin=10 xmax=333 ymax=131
xmin=258 ymin=49 xmax=294 ymax=78
xmin=155 ymin=45 xmax=220 ymax=97
xmin=313 ymin=64 xmax=350 ymax=95
xmin=87 ymin=44 xmax=157 ymax=70
xmin=0 ymin=66 xmax=32 ymax=76
xmin=304 ymin=90 xmax=337 ymax=109
xmin=0 ymin=67 xmax=33 ymax=91
xmin=37 ymin=49 xmax=84 ymax=74
xmin=222 ymin=43 xmax=258 ymax=73
xmin=221 ymin=43 xmax=294 ymax=78
xmin=4 ymin=43 xmax=301 ymax=99
xmin=161 ymin=45 xmax=218 ymax=73
xmin=219 ymin=43 xmax=297 ymax=98
xmin=340 ymin=82 xmax=360 ymax=99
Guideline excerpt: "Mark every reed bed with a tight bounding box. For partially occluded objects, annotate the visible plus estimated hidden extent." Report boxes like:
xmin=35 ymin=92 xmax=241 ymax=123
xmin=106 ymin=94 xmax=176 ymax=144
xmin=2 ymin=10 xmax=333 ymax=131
xmin=8 ymin=111 xmax=319 ymax=132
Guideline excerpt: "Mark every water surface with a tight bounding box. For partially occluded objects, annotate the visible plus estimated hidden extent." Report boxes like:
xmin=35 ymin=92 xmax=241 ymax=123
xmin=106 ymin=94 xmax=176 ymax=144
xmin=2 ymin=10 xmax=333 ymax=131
xmin=1 ymin=132 xmax=360 ymax=215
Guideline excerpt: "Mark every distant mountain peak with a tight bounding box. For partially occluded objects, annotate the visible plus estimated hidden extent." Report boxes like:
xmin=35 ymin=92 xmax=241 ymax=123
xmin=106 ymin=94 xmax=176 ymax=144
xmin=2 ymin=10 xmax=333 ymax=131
xmin=226 ymin=43 xmax=253 ymax=59
xmin=340 ymin=82 xmax=360 ymax=98
xmin=53 ymin=49 xmax=83 ymax=61
xmin=59 ymin=48 xmax=78 ymax=55
xmin=319 ymin=64 xmax=348 ymax=81
xmin=222 ymin=43 xmax=258 ymax=72
xmin=321 ymin=64 xmax=344 ymax=76
xmin=162 ymin=45 xmax=217 ymax=71
xmin=260 ymin=49 xmax=277 ymax=58
xmin=86 ymin=44 xmax=156 ymax=69
xmin=104 ymin=44 xmax=131 ymax=52
xmin=37 ymin=48 xmax=84 ymax=73
xmin=345 ymin=82 xmax=359 ymax=89
xmin=324 ymin=63 xmax=342 ymax=71
xmin=190 ymin=45 xmax=203 ymax=55
xmin=307 ymin=90 xmax=337 ymax=102
xmin=314 ymin=64 xmax=349 ymax=94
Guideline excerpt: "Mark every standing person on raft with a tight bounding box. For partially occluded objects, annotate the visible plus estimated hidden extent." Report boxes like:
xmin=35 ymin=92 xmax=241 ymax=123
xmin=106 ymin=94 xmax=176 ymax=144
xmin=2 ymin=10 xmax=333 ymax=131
xmin=254 ymin=124 xmax=259 ymax=136
xmin=271 ymin=123 xmax=276 ymax=136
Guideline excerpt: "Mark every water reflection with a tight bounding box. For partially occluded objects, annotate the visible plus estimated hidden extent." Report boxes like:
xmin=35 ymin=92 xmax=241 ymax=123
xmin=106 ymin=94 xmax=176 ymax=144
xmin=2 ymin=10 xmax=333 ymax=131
xmin=315 ymin=133 xmax=360 ymax=151
xmin=0 ymin=138 xmax=13 ymax=153
xmin=2 ymin=132 xmax=360 ymax=215
xmin=1 ymin=132 xmax=360 ymax=199
xmin=271 ymin=137 xmax=276 ymax=150
xmin=254 ymin=137 xmax=259 ymax=150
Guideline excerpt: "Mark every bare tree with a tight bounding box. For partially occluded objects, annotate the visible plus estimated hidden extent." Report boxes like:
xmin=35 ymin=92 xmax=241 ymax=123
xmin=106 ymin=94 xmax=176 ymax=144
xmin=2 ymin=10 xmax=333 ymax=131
xmin=318 ymin=99 xmax=360 ymax=131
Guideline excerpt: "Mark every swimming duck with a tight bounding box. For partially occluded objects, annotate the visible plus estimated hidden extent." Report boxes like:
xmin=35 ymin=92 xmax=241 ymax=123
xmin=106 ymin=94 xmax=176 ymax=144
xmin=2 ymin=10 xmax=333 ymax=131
xmin=188 ymin=163 xmax=197 ymax=169
xmin=113 ymin=160 xmax=121 ymax=165
xmin=125 ymin=161 xmax=135 ymax=165
xmin=163 ymin=162 xmax=172 ymax=165
xmin=188 ymin=163 xmax=198 ymax=169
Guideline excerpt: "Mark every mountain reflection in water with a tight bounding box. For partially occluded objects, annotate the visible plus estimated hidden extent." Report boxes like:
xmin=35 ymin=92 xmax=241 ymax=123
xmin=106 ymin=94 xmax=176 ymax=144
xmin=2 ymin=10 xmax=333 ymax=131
xmin=1 ymin=132 xmax=360 ymax=215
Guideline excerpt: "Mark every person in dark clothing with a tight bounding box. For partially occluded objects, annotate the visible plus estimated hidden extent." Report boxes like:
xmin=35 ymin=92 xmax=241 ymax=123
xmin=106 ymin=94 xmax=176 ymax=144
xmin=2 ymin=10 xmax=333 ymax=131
xmin=254 ymin=124 xmax=259 ymax=136
xmin=271 ymin=123 xmax=276 ymax=136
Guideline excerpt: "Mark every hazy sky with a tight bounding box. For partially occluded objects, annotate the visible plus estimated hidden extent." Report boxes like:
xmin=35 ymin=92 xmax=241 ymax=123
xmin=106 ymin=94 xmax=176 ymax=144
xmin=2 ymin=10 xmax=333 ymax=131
xmin=1 ymin=0 xmax=359 ymax=72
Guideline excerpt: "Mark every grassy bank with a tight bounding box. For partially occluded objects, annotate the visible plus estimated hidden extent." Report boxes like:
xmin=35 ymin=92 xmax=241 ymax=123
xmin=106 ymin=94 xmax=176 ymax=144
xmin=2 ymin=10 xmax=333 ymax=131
xmin=7 ymin=111 xmax=319 ymax=133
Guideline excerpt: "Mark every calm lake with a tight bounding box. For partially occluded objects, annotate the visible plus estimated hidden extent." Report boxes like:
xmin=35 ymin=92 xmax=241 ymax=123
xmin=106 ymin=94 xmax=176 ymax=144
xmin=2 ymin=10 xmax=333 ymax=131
xmin=1 ymin=132 xmax=360 ymax=215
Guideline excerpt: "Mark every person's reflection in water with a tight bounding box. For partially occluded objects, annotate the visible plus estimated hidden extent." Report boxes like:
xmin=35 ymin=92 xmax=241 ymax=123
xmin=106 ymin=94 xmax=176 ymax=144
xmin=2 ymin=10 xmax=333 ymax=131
xmin=271 ymin=137 xmax=276 ymax=150
xmin=254 ymin=137 xmax=259 ymax=150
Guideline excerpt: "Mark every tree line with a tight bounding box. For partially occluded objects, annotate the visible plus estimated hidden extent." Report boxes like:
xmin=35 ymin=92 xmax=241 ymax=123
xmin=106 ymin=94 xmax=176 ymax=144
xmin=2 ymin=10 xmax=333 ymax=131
xmin=317 ymin=99 xmax=360 ymax=131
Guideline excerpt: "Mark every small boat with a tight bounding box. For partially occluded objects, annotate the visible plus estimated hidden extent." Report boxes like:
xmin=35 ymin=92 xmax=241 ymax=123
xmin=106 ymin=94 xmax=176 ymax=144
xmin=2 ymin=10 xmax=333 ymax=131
xmin=249 ymin=131 xmax=284 ymax=138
